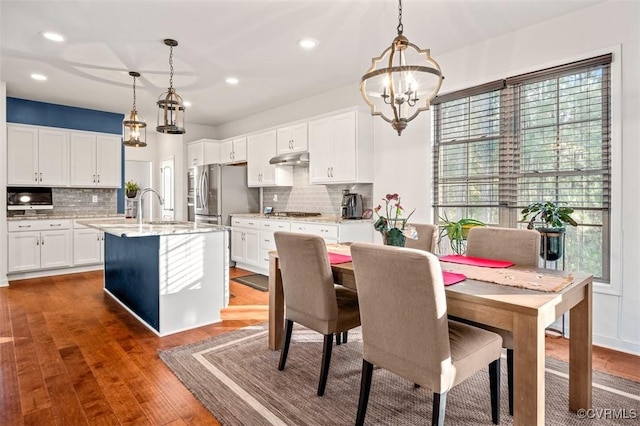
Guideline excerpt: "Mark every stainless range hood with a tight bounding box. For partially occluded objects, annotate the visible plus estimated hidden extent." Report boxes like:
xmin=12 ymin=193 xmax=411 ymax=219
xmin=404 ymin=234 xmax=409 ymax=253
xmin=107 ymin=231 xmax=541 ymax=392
xmin=269 ymin=151 xmax=309 ymax=166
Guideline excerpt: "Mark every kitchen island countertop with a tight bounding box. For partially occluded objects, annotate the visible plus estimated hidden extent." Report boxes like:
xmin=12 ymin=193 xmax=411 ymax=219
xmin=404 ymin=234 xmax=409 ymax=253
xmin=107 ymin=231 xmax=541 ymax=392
xmin=77 ymin=218 xmax=228 ymax=237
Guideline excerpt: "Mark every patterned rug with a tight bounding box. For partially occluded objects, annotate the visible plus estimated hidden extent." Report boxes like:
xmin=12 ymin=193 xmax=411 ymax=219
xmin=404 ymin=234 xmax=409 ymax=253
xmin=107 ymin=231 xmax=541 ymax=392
xmin=160 ymin=325 xmax=640 ymax=425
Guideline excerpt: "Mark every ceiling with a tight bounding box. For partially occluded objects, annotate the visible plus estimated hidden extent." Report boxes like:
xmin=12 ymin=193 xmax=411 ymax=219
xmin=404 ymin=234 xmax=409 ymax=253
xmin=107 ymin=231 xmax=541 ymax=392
xmin=1 ymin=0 xmax=602 ymax=128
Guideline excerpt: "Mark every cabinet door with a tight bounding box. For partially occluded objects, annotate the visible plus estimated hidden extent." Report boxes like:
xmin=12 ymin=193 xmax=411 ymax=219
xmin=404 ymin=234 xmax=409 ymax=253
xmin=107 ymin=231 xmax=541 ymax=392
xmin=259 ymin=130 xmax=278 ymax=185
xmin=7 ymin=125 xmax=39 ymax=185
xmin=328 ymin=111 xmax=357 ymax=182
xmin=290 ymin=122 xmax=308 ymax=153
xmin=247 ymin=134 xmax=263 ymax=186
xmin=96 ymin=135 xmax=122 ymax=187
xmin=70 ymin=133 xmax=98 ymax=186
xmin=308 ymin=118 xmax=332 ymax=183
xmin=231 ymin=228 xmax=246 ymax=262
xmin=73 ymin=228 xmax=102 ymax=265
xmin=204 ymin=141 xmax=221 ymax=165
xmin=8 ymin=231 xmax=40 ymax=272
xmin=232 ymin=137 xmax=247 ymax=162
xmin=38 ymin=128 xmax=69 ymax=186
xmin=276 ymin=126 xmax=293 ymax=154
xmin=187 ymin=142 xmax=204 ymax=166
xmin=40 ymin=230 xmax=72 ymax=269
xmin=243 ymin=228 xmax=261 ymax=267
xmin=220 ymin=140 xmax=234 ymax=164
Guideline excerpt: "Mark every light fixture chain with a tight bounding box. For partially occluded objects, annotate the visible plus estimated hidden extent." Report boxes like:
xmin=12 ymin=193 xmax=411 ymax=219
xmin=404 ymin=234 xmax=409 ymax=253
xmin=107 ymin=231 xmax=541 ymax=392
xmin=169 ymin=45 xmax=174 ymax=89
xmin=132 ymin=75 xmax=137 ymax=110
xmin=397 ymin=0 xmax=403 ymax=35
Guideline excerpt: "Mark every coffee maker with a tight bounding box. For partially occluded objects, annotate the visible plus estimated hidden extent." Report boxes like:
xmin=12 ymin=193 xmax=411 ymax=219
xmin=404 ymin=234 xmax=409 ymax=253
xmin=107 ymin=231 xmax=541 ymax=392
xmin=341 ymin=189 xmax=363 ymax=219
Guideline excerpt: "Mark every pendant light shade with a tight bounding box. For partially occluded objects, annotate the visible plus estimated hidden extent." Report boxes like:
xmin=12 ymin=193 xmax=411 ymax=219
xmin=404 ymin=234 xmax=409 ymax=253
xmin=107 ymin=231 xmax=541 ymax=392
xmin=157 ymin=39 xmax=186 ymax=134
xmin=360 ymin=0 xmax=443 ymax=135
xmin=123 ymin=71 xmax=147 ymax=147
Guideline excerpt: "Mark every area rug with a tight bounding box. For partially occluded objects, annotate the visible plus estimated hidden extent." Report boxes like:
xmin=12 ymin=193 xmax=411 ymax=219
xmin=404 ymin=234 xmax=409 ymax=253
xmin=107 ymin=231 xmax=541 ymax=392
xmin=160 ymin=325 xmax=640 ymax=425
xmin=232 ymin=274 xmax=269 ymax=292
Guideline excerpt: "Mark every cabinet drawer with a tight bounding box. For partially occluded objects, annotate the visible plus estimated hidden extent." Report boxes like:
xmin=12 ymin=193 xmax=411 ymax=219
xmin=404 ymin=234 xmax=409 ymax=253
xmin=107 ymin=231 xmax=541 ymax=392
xmin=290 ymin=222 xmax=338 ymax=239
xmin=260 ymin=220 xmax=291 ymax=232
xmin=8 ymin=219 xmax=71 ymax=232
xmin=231 ymin=217 xmax=260 ymax=229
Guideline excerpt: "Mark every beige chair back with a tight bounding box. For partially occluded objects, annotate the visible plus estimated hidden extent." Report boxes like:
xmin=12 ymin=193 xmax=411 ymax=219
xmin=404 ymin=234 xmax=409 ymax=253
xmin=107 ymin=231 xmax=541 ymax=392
xmin=404 ymin=223 xmax=438 ymax=252
xmin=274 ymin=232 xmax=339 ymax=334
xmin=466 ymin=226 xmax=540 ymax=266
xmin=350 ymin=243 xmax=455 ymax=392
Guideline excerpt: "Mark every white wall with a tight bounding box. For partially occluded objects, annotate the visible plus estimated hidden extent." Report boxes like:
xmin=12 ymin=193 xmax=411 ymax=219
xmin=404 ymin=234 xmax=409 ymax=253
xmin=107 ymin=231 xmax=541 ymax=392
xmin=212 ymin=1 xmax=639 ymax=354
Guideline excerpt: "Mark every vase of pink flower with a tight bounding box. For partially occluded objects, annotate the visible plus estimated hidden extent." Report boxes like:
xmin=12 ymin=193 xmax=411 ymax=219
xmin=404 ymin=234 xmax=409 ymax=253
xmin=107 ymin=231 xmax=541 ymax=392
xmin=373 ymin=193 xmax=415 ymax=247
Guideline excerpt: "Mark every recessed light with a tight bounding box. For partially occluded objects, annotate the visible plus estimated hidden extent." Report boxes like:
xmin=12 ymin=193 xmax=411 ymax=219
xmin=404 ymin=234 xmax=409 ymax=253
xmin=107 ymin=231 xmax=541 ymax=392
xmin=42 ymin=32 xmax=65 ymax=42
xmin=183 ymin=101 xmax=192 ymax=108
xmin=298 ymin=38 xmax=318 ymax=50
xmin=31 ymin=73 xmax=47 ymax=81
xmin=225 ymin=77 xmax=239 ymax=85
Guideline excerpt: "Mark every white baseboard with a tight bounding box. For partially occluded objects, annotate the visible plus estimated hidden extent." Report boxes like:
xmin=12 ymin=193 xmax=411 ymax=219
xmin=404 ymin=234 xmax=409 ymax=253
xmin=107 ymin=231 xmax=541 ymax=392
xmin=7 ymin=264 xmax=103 ymax=282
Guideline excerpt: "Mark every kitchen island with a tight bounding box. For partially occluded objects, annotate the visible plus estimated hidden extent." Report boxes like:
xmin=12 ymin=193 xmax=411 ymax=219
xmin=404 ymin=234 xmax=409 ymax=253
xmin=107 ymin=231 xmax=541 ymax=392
xmin=78 ymin=218 xmax=230 ymax=336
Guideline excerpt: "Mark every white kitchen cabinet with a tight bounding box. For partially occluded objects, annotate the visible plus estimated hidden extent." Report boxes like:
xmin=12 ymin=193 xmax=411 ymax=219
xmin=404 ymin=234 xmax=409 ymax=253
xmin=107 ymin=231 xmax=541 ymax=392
xmin=7 ymin=124 xmax=69 ymax=186
xmin=69 ymin=131 xmax=121 ymax=187
xmin=290 ymin=222 xmax=339 ymax=245
xmin=8 ymin=219 xmax=72 ymax=273
xmin=276 ymin=122 xmax=308 ymax=155
xmin=220 ymin=137 xmax=247 ymax=164
xmin=259 ymin=220 xmax=291 ymax=272
xmin=73 ymin=222 xmax=104 ymax=265
xmin=308 ymin=108 xmax=373 ymax=184
xmin=187 ymin=139 xmax=220 ymax=166
xmin=230 ymin=217 xmax=260 ymax=268
xmin=247 ymin=130 xmax=293 ymax=187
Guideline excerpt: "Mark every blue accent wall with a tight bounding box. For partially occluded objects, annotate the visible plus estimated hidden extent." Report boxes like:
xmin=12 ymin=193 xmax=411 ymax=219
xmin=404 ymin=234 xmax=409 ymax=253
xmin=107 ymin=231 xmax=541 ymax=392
xmin=7 ymin=97 xmax=125 ymax=212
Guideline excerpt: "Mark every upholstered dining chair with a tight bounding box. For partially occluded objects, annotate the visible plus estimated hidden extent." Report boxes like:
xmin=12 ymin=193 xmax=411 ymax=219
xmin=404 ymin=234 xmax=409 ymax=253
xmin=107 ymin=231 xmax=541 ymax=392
xmin=350 ymin=243 xmax=502 ymax=426
xmin=273 ymin=231 xmax=361 ymax=396
xmin=465 ymin=226 xmax=540 ymax=416
xmin=404 ymin=223 xmax=439 ymax=252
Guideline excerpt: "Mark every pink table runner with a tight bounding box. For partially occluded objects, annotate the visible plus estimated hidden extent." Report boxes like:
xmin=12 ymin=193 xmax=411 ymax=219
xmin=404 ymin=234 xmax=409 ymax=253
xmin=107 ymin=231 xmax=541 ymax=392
xmin=439 ymin=254 xmax=514 ymax=268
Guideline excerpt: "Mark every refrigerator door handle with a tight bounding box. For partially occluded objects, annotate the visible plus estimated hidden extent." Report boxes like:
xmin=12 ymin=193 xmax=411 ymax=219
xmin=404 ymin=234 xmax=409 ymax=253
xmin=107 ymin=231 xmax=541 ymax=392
xmin=202 ymin=169 xmax=209 ymax=211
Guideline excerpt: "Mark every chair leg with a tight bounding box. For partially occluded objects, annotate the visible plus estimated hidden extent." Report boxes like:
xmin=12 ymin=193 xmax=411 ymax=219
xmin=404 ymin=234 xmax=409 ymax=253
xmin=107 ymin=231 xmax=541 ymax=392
xmin=507 ymin=348 xmax=514 ymax=416
xmin=489 ymin=359 xmax=501 ymax=425
xmin=342 ymin=330 xmax=348 ymax=343
xmin=432 ymin=391 xmax=447 ymax=426
xmin=355 ymin=360 xmax=374 ymax=426
xmin=278 ymin=319 xmax=293 ymax=371
xmin=336 ymin=333 xmax=341 ymax=345
xmin=317 ymin=334 xmax=333 ymax=396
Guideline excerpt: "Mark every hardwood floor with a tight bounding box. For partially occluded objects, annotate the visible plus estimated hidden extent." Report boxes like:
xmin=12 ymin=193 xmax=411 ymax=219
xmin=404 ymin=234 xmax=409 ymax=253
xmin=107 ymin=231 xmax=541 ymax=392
xmin=1 ymin=269 xmax=638 ymax=425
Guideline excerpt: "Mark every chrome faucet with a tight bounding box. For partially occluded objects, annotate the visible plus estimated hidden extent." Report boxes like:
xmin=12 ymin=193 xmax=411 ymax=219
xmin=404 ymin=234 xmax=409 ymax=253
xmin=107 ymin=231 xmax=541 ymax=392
xmin=137 ymin=188 xmax=164 ymax=225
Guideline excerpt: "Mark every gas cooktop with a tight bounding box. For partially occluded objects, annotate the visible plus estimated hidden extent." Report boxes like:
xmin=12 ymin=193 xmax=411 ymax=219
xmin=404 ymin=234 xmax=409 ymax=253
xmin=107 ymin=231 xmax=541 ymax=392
xmin=269 ymin=211 xmax=322 ymax=217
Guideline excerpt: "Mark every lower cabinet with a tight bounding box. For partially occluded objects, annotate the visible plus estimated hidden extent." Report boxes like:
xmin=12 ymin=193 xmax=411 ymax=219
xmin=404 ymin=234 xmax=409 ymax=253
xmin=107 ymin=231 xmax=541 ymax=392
xmin=8 ymin=220 xmax=72 ymax=273
xmin=73 ymin=227 xmax=104 ymax=265
xmin=231 ymin=217 xmax=260 ymax=268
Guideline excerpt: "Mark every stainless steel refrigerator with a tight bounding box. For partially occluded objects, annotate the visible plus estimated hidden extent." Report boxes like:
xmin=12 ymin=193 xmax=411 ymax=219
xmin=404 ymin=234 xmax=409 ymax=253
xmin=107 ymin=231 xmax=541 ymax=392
xmin=194 ymin=164 xmax=259 ymax=226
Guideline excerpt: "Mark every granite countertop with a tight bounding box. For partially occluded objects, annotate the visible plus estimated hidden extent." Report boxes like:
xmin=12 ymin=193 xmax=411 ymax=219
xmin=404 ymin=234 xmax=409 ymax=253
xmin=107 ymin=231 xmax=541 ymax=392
xmin=230 ymin=213 xmax=372 ymax=224
xmin=76 ymin=218 xmax=228 ymax=237
xmin=8 ymin=213 xmax=126 ymax=221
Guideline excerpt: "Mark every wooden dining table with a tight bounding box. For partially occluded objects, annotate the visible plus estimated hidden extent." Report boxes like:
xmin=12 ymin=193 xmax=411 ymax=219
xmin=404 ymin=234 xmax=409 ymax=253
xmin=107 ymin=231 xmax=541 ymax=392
xmin=267 ymin=246 xmax=593 ymax=426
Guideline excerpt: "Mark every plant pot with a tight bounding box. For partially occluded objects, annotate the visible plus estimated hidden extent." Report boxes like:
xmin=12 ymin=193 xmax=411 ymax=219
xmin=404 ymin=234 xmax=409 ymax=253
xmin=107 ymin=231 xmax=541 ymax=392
xmin=126 ymin=190 xmax=137 ymax=198
xmin=537 ymin=227 xmax=565 ymax=261
xmin=381 ymin=228 xmax=406 ymax=247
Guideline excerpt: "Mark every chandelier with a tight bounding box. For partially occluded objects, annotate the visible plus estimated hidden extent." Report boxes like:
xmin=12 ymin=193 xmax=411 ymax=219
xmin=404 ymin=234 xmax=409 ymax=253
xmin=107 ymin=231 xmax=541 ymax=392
xmin=360 ymin=0 xmax=443 ymax=135
xmin=123 ymin=71 xmax=147 ymax=147
xmin=156 ymin=39 xmax=186 ymax=134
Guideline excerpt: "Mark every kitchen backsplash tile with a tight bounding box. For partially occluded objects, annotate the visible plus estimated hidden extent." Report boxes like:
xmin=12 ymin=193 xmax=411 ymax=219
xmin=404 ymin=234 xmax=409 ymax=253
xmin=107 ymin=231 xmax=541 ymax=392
xmin=7 ymin=188 xmax=118 ymax=218
xmin=262 ymin=167 xmax=373 ymax=216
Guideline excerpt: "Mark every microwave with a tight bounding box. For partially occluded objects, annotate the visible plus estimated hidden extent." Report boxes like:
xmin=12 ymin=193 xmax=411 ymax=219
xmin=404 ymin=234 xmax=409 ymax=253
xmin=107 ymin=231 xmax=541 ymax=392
xmin=7 ymin=187 xmax=53 ymax=210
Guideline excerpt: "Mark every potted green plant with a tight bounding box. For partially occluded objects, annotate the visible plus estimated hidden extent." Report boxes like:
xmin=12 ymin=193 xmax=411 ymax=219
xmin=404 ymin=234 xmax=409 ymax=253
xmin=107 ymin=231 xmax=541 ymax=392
xmin=521 ymin=201 xmax=578 ymax=261
xmin=438 ymin=214 xmax=486 ymax=255
xmin=125 ymin=180 xmax=139 ymax=198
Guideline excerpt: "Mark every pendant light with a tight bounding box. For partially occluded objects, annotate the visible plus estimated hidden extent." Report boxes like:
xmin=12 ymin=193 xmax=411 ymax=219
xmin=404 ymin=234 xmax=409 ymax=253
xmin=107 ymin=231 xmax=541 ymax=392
xmin=360 ymin=0 xmax=443 ymax=135
xmin=156 ymin=38 xmax=186 ymax=134
xmin=123 ymin=71 xmax=147 ymax=147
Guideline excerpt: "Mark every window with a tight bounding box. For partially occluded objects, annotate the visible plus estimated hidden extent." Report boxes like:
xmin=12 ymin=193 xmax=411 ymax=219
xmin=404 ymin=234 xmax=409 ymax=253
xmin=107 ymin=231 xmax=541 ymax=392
xmin=433 ymin=55 xmax=612 ymax=281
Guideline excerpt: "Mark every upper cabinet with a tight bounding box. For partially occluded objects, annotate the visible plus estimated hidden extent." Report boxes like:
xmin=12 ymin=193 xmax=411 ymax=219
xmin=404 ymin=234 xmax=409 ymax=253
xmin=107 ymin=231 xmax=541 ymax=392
xmin=220 ymin=137 xmax=247 ymax=164
xmin=247 ymin=130 xmax=292 ymax=187
xmin=308 ymin=108 xmax=373 ymax=184
xmin=7 ymin=124 xmax=69 ymax=186
xmin=187 ymin=139 xmax=220 ymax=167
xmin=276 ymin=122 xmax=308 ymax=155
xmin=69 ymin=131 xmax=121 ymax=187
